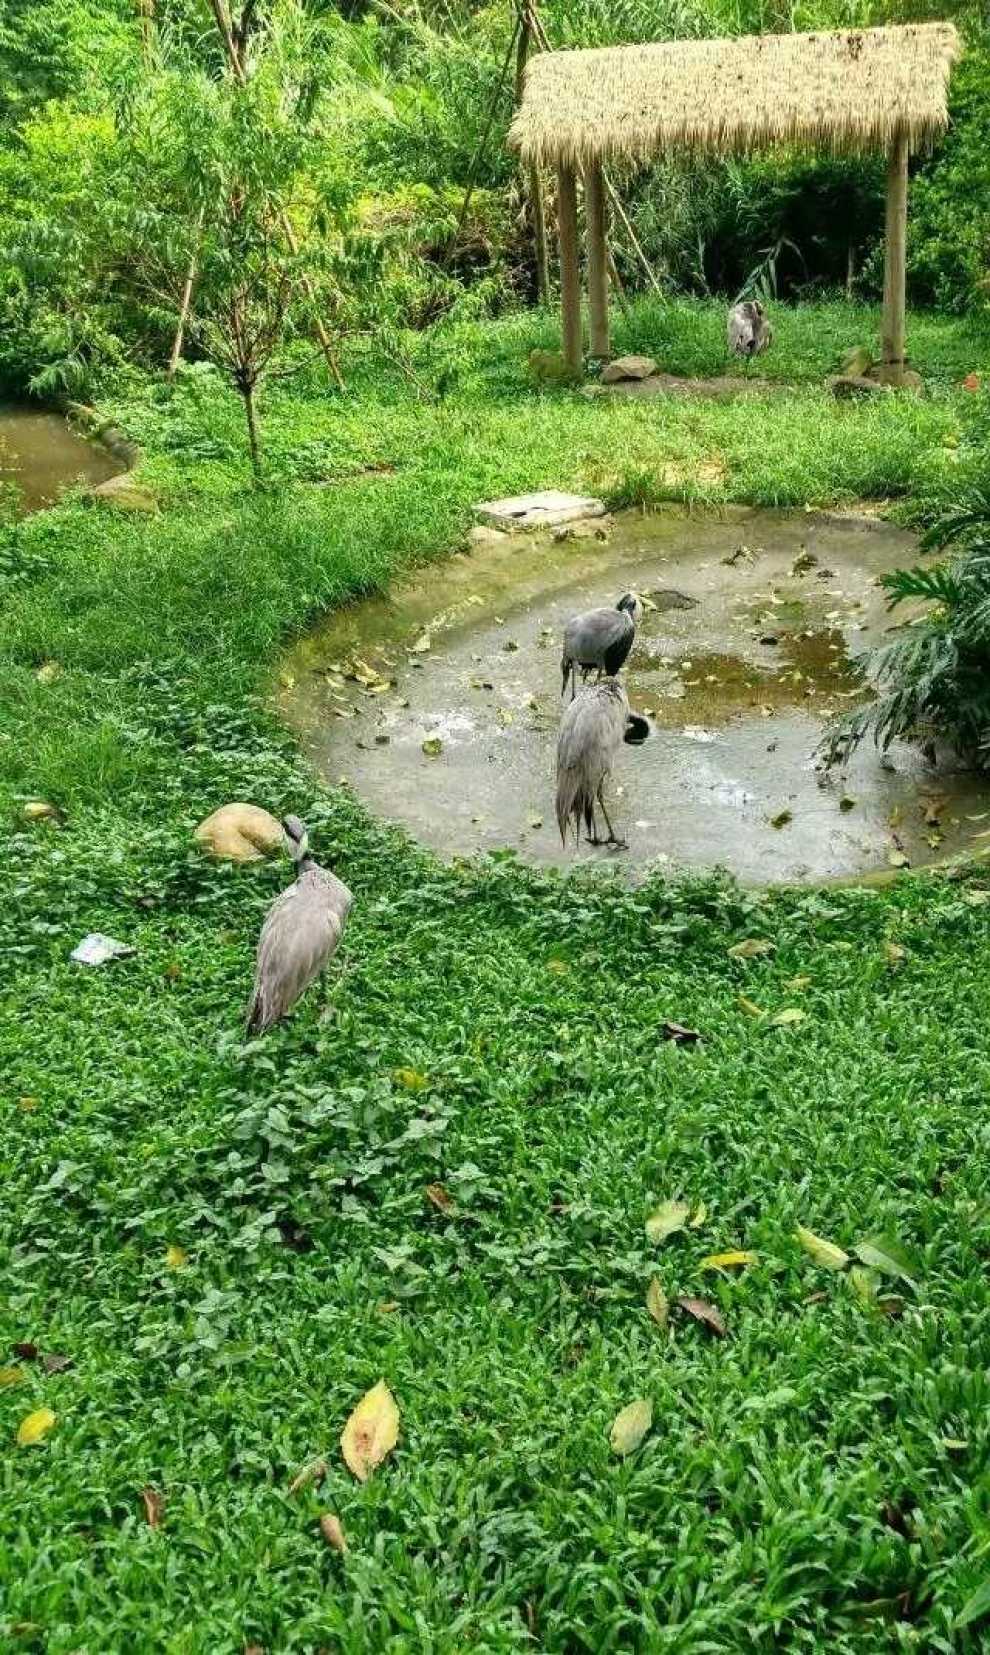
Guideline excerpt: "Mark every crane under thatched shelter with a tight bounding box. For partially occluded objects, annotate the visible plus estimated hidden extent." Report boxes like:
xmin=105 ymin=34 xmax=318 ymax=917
xmin=510 ymin=24 xmax=961 ymax=384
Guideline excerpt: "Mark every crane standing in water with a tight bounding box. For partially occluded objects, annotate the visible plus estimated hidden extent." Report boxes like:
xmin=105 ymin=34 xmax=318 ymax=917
xmin=246 ymin=815 xmax=352 ymax=1034
xmin=560 ymin=592 xmax=642 ymax=700
xmin=556 ymin=679 xmax=650 ymax=851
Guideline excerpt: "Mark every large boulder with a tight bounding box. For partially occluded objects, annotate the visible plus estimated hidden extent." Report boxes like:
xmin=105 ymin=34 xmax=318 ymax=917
xmin=195 ymin=803 xmax=285 ymax=862
xmin=90 ymin=472 xmax=158 ymax=512
xmin=601 ymin=354 xmax=658 ymax=383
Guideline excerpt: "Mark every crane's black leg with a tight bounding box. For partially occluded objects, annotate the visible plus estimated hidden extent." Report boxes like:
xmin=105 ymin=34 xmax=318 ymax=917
xmin=584 ymin=798 xmax=603 ymax=845
xmin=597 ymin=789 xmax=627 ymax=850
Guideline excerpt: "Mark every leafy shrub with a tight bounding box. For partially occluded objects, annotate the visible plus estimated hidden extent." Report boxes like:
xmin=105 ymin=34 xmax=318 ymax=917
xmin=823 ymin=486 xmax=990 ymax=768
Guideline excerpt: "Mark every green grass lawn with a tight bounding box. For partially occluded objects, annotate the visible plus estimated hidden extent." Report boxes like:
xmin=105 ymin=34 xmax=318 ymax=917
xmin=4 ymin=300 xmax=990 ymax=1652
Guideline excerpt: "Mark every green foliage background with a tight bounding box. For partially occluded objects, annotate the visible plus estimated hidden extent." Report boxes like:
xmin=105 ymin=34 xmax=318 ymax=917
xmin=0 ymin=0 xmax=987 ymax=397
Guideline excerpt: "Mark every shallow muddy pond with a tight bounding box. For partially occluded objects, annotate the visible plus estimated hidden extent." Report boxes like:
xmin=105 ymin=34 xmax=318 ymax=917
xmin=0 ymin=407 xmax=120 ymax=513
xmin=279 ymin=505 xmax=990 ymax=884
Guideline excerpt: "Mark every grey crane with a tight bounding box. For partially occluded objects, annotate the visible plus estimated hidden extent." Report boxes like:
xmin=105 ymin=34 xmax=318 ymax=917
xmin=560 ymin=592 xmax=642 ymax=700
xmin=727 ymin=299 xmax=773 ymax=363
xmin=556 ymin=679 xmax=650 ymax=850
xmin=245 ymin=815 xmax=353 ymax=1034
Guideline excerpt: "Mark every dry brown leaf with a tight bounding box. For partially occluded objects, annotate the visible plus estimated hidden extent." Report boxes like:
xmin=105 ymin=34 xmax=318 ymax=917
xmin=141 ymin=1487 xmax=164 ymax=1528
xmin=425 ymin=1182 xmax=455 ymax=1216
xmin=340 ymin=1381 xmax=399 ymax=1482
xmin=770 ymin=809 xmax=793 ymax=830
xmin=609 ymin=1397 xmax=653 ymax=1456
xmin=884 ymin=941 xmax=906 ymax=969
xmin=288 ymin=1457 xmax=328 ymax=1495
xmin=661 ymin=1021 xmax=701 ymax=1045
xmin=320 ymin=1513 xmax=348 ymax=1553
xmin=42 ymin=1353 xmax=72 ymax=1375
xmin=11 ymin=1342 xmax=39 ymax=1360
xmin=645 ymin=1276 xmax=669 ymax=1328
xmin=675 ymin=1297 xmax=727 ymax=1337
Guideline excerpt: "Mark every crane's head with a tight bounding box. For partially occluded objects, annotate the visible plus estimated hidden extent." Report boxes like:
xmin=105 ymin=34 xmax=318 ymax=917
xmin=282 ymin=814 xmax=310 ymax=862
xmin=617 ymin=591 xmax=643 ymax=624
xmin=623 ymin=711 xmax=650 ymax=746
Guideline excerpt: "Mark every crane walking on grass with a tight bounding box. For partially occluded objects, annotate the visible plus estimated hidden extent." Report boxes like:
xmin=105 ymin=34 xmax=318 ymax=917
xmin=560 ymin=592 xmax=642 ymax=700
xmin=556 ymin=679 xmax=650 ymax=851
xmin=727 ymin=299 xmax=773 ymax=364
xmin=246 ymin=815 xmax=352 ymax=1034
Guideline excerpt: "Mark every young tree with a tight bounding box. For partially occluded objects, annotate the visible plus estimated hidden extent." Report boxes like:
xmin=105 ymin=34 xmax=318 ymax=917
xmin=120 ymin=0 xmax=353 ymax=477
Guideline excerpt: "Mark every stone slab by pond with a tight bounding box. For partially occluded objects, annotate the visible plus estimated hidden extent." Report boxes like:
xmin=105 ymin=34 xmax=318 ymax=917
xmin=475 ymin=490 xmax=606 ymax=530
xmin=277 ymin=505 xmax=990 ymax=885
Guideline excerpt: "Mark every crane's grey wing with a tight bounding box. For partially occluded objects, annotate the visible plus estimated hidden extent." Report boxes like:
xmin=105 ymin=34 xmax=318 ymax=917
xmin=246 ymin=873 xmax=351 ymax=1033
xmin=563 ymin=608 xmax=632 ymax=667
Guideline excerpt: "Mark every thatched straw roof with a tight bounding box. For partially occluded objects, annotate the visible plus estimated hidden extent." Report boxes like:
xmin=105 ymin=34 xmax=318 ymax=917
xmin=510 ymin=24 xmax=960 ymax=168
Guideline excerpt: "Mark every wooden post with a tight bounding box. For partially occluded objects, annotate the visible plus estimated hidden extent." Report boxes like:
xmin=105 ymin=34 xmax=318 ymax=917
xmin=880 ymin=131 xmax=909 ymax=386
xmin=584 ymin=161 xmax=609 ymax=359
xmin=557 ymin=162 xmax=582 ymax=376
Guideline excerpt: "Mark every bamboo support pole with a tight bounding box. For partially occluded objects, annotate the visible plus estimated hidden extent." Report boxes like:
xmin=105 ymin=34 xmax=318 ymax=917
xmin=584 ymin=161 xmax=609 ymax=358
xmin=881 ymin=131 xmax=909 ymax=386
xmin=556 ymin=163 xmax=582 ymax=375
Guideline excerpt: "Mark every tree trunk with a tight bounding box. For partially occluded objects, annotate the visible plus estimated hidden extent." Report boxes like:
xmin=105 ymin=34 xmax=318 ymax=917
xmin=167 ymin=207 xmax=205 ymax=380
xmin=241 ymin=381 xmax=262 ymax=480
xmin=584 ymin=160 xmax=609 ymax=359
xmin=880 ymin=132 xmax=909 ymax=386
xmin=556 ymin=163 xmax=582 ymax=376
xmin=206 ymin=0 xmax=345 ymax=391
xmin=515 ymin=4 xmax=549 ymax=307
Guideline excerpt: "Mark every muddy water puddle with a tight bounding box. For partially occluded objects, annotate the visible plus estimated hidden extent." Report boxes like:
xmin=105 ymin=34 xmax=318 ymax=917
xmin=278 ymin=506 xmax=990 ymax=883
xmin=0 ymin=407 xmax=120 ymax=513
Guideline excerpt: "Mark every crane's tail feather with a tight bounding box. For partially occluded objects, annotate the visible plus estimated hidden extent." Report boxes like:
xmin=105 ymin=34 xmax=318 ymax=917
xmin=556 ymin=766 xmax=589 ymax=847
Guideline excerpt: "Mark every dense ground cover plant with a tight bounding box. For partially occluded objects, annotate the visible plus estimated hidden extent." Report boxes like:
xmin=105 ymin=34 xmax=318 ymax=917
xmin=3 ymin=304 xmax=990 ymax=1648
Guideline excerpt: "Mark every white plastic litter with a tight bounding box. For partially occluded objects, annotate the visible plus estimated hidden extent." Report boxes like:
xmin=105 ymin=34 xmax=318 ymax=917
xmin=71 ymin=933 xmax=136 ymax=966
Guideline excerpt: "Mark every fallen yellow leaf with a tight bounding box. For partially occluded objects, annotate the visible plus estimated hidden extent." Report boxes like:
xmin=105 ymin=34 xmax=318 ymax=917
xmin=769 ymin=1007 xmax=806 ymax=1026
xmin=738 ymin=995 xmax=765 ymax=1017
xmin=341 ymin=1381 xmax=399 ymax=1482
xmin=645 ymin=1276 xmax=669 ymax=1328
xmin=165 ymin=1244 xmax=188 ymax=1270
xmin=645 ymin=1200 xmax=690 ymax=1244
xmin=320 ymin=1513 xmax=348 ymax=1553
xmin=17 ymin=1407 xmax=56 ymax=1446
xmin=0 ymin=1367 xmax=24 ymax=1387
xmin=795 ymin=1225 xmax=850 ymax=1271
xmin=727 ymin=938 xmax=774 ymax=959
xmin=783 ymin=975 xmax=812 ymax=992
xmin=700 ymin=1250 xmax=756 ymax=1271
xmin=609 ymin=1397 xmax=653 ymax=1457
xmin=689 ymin=1201 xmax=707 ymax=1228
xmin=393 ymin=1067 xmax=428 ymax=1092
